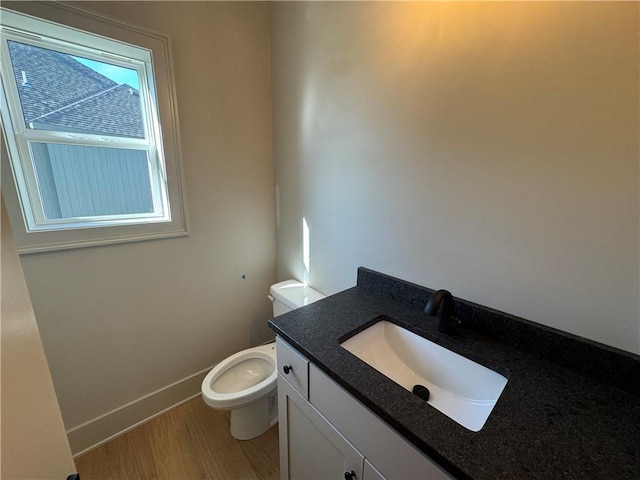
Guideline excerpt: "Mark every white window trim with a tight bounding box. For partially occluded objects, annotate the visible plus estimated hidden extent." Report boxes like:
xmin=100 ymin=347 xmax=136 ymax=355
xmin=0 ymin=1 xmax=189 ymax=254
xmin=1 ymin=27 xmax=169 ymax=231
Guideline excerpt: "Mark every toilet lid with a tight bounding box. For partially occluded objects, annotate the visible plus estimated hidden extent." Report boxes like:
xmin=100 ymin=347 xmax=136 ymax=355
xmin=212 ymin=358 xmax=274 ymax=394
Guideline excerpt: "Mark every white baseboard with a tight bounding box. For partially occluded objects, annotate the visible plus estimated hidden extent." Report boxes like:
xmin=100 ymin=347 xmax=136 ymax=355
xmin=67 ymin=366 xmax=212 ymax=457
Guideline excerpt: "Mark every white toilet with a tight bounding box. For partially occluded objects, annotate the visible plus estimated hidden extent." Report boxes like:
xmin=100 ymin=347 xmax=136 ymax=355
xmin=201 ymin=280 xmax=325 ymax=440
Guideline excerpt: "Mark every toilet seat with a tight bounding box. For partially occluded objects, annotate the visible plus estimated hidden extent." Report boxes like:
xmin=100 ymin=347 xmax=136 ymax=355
xmin=201 ymin=343 xmax=277 ymax=410
xmin=200 ymin=280 xmax=325 ymax=440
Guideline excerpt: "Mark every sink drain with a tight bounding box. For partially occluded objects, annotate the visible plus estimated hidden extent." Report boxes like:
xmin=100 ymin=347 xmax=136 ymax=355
xmin=412 ymin=384 xmax=430 ymax=401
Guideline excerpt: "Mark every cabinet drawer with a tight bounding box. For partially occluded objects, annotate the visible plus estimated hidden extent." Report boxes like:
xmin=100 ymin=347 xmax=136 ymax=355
xmin=276 ymin=336 xmax=309 ymax=399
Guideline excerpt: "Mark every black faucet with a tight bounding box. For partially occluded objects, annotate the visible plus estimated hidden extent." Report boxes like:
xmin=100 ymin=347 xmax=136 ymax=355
xmin=424 ymin=289 xmax=461 ymax=334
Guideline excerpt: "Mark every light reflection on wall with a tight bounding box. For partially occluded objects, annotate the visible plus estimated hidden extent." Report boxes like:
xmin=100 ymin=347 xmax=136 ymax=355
xmin=303 ymin=216 xmax=310 ymax=285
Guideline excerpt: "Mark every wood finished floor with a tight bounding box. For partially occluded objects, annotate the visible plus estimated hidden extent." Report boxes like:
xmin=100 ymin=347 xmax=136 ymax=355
xmin=74 ymin=398 xmax=279 ymax=480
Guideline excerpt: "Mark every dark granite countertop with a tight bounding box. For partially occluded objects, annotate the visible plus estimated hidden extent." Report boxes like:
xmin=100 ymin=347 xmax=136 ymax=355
xmin=268 ymin=268 xmax=640 ymax=480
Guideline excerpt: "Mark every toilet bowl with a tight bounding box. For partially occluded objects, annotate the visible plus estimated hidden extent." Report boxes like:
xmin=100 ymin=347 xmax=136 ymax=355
xmin=201 ymin=280 xmax=325 ymax=440
xmin=201 ymin=343 xmax=277 ymax=440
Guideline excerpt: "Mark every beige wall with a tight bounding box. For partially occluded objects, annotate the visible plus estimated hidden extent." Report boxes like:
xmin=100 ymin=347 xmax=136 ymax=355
xmin=3 ymin=0 xmax=638 ymax=460
xmin=1 ymin=201 xmax=76 ymax=479
xmin=3 ymin=1 xmax=275 ymax=453
xmin=272 ymin=2 xmax=640 ymax=354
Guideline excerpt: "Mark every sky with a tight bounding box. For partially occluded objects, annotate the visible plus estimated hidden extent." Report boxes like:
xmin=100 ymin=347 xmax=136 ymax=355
xmin=72 ymin=55 xmax=140 ymax=90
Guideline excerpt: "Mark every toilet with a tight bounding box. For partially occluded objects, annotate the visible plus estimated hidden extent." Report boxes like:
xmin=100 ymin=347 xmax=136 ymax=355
xmin=201 ymin=280 xmax=325 ymax=440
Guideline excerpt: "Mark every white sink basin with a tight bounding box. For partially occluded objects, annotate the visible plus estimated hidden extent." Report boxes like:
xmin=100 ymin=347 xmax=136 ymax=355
xmin=340 ymin=320 xmax=508 ymax=431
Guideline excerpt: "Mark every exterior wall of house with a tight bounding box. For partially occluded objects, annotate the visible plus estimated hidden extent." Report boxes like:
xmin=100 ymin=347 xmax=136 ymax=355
xmin=2 ymin=1 xmax=275 ymax=454
xmin=33 ymin=143 xmax=153 ymax=219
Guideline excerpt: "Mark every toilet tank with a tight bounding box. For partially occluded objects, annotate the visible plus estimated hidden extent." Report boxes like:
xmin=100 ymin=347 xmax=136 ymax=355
xmin=269 ymin=280 xmax=325 ymax=317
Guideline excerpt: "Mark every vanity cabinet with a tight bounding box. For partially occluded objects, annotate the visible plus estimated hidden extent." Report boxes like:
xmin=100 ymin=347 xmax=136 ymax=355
xmin=278 ymin=376 xmax=366 ymax=479
xmin=276 ymin=337 xmax=452 ymax=480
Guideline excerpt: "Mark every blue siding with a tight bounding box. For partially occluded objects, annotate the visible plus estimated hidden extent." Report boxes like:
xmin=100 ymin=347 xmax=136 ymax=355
xmin=32 ymin=143 xmax=154 ymax=219
xmin=31 ymin=142 xmax=62 ymax=219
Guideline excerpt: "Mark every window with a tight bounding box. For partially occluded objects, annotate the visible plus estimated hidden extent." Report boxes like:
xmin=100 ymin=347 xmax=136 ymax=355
xmin=0 ymin=4 xmax=188 ymax=253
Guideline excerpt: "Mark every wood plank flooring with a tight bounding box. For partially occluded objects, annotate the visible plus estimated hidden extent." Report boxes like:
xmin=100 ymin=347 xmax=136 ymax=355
xmin=74 ymin=398 xmax=279 ymax=480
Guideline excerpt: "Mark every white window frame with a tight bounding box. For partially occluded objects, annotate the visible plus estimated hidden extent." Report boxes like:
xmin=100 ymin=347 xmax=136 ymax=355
xmin=0 ymin=2 xmax=188 ymax=253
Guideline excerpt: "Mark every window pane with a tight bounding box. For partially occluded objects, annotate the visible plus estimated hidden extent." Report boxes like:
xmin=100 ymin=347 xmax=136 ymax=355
xmin=7 ymin=40 xmax=145 ymax=138
xmin=30 ymin=142 xmax=155 ymax=219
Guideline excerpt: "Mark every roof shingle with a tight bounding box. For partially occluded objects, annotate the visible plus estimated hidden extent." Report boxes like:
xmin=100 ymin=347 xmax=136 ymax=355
xmin=8 ymin=40 xmax=144 ymax=138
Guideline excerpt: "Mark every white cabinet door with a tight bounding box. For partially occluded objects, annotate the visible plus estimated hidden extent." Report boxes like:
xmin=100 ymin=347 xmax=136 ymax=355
xmin=278 ymin=375 xmax=364 ymax=480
